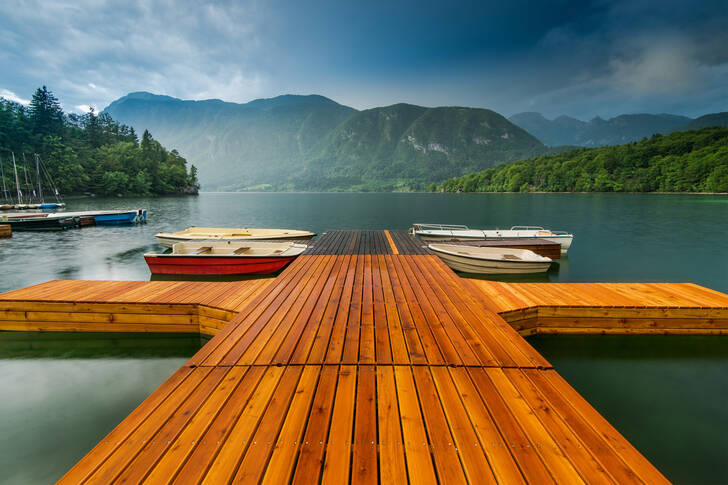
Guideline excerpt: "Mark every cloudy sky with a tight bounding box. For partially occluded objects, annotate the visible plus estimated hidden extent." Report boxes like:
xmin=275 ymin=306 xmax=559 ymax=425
xmin=1 ymin=0 xmax=726 ymax=119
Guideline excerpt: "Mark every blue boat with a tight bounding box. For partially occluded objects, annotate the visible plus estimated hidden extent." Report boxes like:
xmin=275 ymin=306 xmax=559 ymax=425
xmin=40 ymin=203 xmax=65 ymax=209
xmin=56 ymin=209 xmax=148 ymax=225
xmin=94 ymin=209 xmax=147 ymax=225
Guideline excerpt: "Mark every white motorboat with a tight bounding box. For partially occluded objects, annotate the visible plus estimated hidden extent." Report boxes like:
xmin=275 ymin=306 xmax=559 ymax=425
xmin=429 ymin=243 xmax=552 ymax=274
xmin=412 ymin=223 xmax=573 ymax=252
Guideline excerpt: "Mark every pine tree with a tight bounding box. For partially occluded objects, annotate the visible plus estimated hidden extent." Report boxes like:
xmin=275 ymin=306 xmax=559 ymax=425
xmin=29 ymin=86 xmax=64 ymax=137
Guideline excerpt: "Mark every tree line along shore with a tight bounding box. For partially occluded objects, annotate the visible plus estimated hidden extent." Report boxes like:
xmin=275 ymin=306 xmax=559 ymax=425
xmin=0 ymin=86 xmax=199 ymax=198
xmin=433 ymin=126 xmax=728 ymax=194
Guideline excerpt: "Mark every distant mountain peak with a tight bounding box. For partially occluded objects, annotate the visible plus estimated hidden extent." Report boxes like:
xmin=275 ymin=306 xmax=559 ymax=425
xmin=509 ymin=110 xmax=706 ymax=147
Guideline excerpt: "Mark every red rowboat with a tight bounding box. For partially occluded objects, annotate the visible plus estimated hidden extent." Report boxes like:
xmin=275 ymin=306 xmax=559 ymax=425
xmin=144 ymin=241 xmax=307 ymax=275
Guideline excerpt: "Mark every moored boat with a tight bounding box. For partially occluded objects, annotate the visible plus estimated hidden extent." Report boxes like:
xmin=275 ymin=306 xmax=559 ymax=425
xmin=428 ymin=243 xmax=552 ymax=274
xmin=56 ymin=209 xmax=147 ymax=225
xmin=412 ymin=223 xmax=573 ymax=252
xmin=0 ymin=214 xmax=79 ymax=231
xmin=144 ymin=240 xmax=307 ymax=275
xmin=154 ymin=227 xmax=316 ymax=248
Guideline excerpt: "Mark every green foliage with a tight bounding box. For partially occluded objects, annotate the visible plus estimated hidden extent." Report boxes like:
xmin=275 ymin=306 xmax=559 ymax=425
xmin=0 ymin=87 xmax=199 ymax=197
xmin=438 ymin=127 xmax=728 ymax=194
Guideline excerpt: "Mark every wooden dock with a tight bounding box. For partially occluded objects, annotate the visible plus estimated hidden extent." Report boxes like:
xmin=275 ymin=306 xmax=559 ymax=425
xmin=5 ymin=230 xmax=726 ymax=483
xmin=471 ymin=280 xmax=728 ymax=335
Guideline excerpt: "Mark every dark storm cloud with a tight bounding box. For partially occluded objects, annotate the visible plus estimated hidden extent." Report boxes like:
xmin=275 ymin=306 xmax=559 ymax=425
xmin=0 ymin=0 xmax=726 ymax=118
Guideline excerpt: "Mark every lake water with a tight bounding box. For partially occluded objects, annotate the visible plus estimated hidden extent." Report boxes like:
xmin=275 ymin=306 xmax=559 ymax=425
xmin=0 ymin=192 xmax=727 ymax=482
xmin=0 ymin=332 xmax=205 ymax=484
xmin=1 ymin=192 xmax=727 ymax=292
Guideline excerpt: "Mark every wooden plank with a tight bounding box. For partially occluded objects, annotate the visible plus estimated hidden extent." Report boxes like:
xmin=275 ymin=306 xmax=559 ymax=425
xmin=359 ymin=255 xmax=376 ymax=364
xmin=429 ymin=367 xmax=498 ymax=484
xmin=261 ymin=365 xmax=321 ymax=484
xmin=200 ymin=366 xmax=286 ymax=484
xmin=321 ymin=365 xmax=357 ymax=484
xmin=484 ymin=368 xmax=585 ymax=484
xmin=466 ymin=368 xmax=556 ymax=484
xmin=377 ymin=255 xmax=409 ymax=364
xmin=384 ymin=230 xmax=399 ymax=255
xmin=352 ymin=365 xmax=378 ymax=484
xmin=504 ymin=368 xmax=614 ymax=484
xmin=171 ymin=366 xmax=268 ymax=484
xmin=289 ymin=255 xmax=348 ymax=364
xmin=394 ymin=366 xmax=438 ymax=484
xmin=291 ymin=365 xmax=339 ymax=485
xmin=376 ymin=366 xmax=408 ymax=485
xmin=411 ymin=366 xmax=468 ymax=484
xmin=233 ymin=366 xmax=307 ymax=484
xmin=384 ymin=255 xmax=431 ymax=365
xmin=342 ymin=256 xmax=364 ymax=363
xmin=448 ymin=368 xmax=526 ymax=484
xmin=372 ymin=255 xmax=393 ymax=364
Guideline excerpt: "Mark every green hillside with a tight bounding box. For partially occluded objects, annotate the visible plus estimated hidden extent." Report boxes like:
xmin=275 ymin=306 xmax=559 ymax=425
xmin=685 ymin=112 xmax=728 ymax=130
xmin=437 ymin=127 xmax=728 ymax=193
xmin=291 ymin=104 xmax=545 ymax=191
xmin=105 ymin=93 xmax=547 ymax=191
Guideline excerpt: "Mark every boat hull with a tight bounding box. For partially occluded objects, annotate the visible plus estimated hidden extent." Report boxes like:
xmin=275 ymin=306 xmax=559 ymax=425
xmin=93 ymin=209 xmax=146 ymax=225
xmin=415 ymin=231 xmax=572 ymax=252
xmin=156 ymin=233 xmax=314 ymax=248
xmin=144 ymin=255 xmax=296 ymax=275
xmin=429 ymin=247 xmax=551 ymax=274
xmin=4 ymin=216 xmax=78 ymax=231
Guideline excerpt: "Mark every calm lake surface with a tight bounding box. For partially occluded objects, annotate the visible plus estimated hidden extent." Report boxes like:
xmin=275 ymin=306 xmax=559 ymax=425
xmin=0 ymin=332 xmax=205 ymax=484
xmin=0 ymin=192 xmax=727 ymax=483
xmin=1 ymin=192 xmax=727 ymax=292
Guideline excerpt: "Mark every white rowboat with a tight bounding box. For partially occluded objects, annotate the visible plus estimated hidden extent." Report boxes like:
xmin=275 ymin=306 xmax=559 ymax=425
xmin=428 ymin=243 xmax=552 ymax=274
xmin=412 ymin=223 xmax=573 ymax=253
xmin=155 ymin=227 xmax=315 ymax=248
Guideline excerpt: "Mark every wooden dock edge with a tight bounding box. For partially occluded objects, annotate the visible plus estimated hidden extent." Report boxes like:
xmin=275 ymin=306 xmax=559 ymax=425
xmin=0 ymin=301 xmax=236 ymax=336
xmin=499 ymin=306 xmax=728 ymax=336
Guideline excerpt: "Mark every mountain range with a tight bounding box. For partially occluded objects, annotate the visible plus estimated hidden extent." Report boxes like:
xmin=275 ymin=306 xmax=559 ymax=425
xmin=508 ymin=111 xmax=728 ymax=147
xmin=104 ymin=93 xmax=545 ymax=191
xmin=104 ymin=92 xmax=728 ymax=191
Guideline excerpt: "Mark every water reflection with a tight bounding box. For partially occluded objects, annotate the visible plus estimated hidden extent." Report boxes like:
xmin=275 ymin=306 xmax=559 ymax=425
xmin=0 ymin=331 xmax=203 ymax=483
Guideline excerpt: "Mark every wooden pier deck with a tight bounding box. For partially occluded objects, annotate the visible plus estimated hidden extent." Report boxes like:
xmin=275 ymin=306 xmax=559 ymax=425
xmin=6 ymin=230 xmax=726 ymax=483
xmin=471 ymin=280 xmax=728 ymax=335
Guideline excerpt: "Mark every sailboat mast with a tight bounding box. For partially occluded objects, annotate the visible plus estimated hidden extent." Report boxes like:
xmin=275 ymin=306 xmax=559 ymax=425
xmin=11 ymin=152 xmax=22 ymax=204
xmin=22 ymin=153 xmax=33 ymax=202
xmin=35 ymin=154 xmax=43 ymax=203
xmin=0 ymin=154 xmax=9 ymax=203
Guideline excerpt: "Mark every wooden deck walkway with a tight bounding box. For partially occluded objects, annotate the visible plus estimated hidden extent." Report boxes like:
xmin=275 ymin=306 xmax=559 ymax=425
xmin=7 ymin=230 xmax=723 ymax=482
xmin=471 ymin=281 xmax=728 ymax=335
xmin=0 ymin=279 xmax=273 ymax=335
